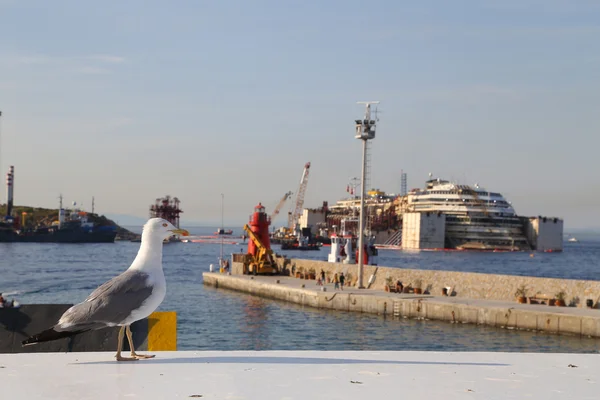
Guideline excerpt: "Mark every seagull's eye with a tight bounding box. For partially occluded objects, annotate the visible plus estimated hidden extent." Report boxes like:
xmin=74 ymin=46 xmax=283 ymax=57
xmin=162 ymin=223 xmax=168 ymax=227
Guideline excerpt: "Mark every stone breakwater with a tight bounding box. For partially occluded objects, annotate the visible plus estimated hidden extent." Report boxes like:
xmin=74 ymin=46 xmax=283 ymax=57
xmin=236 ymin=257 xmax=600 ymax=308
xmin=203 ymin=272 xmax=600 ymax=338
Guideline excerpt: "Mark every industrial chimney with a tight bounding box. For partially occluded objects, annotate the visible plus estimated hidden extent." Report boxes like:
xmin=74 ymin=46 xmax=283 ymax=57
xmin=6 ymin=165 xmax=14 ymax=218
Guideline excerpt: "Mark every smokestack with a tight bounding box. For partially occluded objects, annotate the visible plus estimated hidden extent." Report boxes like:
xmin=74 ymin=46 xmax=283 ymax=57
xmin=6 ymin=165 xmax=14 ymax=217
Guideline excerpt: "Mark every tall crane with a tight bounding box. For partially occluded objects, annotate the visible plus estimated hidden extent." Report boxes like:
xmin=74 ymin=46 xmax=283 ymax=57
xmin=287 ymin=162 xmax=311 ymax=235
xmin=270 ymin=191 xmax=293 ymax=221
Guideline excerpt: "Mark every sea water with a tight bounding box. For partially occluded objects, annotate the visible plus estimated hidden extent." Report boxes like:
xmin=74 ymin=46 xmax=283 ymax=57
xmin=1 ymin=227 xmax=599 ymax=353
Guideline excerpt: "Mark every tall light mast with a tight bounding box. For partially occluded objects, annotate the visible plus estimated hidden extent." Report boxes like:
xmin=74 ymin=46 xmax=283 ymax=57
xmin=355 ymin=101 xmax=379 ymax=289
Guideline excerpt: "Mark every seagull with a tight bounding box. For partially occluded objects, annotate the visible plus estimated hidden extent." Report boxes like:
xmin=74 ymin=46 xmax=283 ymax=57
xmin=22 ymin=218 xmax=189 ymax=361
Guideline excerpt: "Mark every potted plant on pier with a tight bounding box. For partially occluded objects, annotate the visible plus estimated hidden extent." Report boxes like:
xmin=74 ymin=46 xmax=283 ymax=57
xmin=297 ymin=266 xmax=304 ymax=279
xmin=514 ymin=284 xmax=528 ymax=304
xmin=346 ymin=272 xmax=353 ymax=287
xmin=385 ymin=276 xmax=393 ymax=292
xmin=308 ymin=268 xmax=316 ymax=280
xmin=413 ymin=279 xmax=423 ymax=295
xmin=555 ymin=291 xmax=567 ymax=307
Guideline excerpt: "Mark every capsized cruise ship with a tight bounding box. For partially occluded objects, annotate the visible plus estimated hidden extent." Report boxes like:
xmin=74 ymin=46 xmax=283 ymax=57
xmin=294 ymin=174 xmax=562 ymax=252
xmin=403 ymin=176 xmax=530 ymax=250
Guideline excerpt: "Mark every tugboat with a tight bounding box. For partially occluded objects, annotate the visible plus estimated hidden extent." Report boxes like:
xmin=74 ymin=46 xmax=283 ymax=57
xmin=280 ymin=235 xmax=321 ymax=251
xmin=1 ymin=208 xmax=117 ymax=243
xmin=328 ymin=231 xmax=354 ymax=263
xmin=214 ymin=194 xmax=233 ymax=235
xmin=327 ymin=219 xmax=378 ymax=265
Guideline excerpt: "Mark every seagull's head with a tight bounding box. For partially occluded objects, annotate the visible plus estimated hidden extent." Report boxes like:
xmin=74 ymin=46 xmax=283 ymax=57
xmin=143 ymin=218 xmax=190 ymax=240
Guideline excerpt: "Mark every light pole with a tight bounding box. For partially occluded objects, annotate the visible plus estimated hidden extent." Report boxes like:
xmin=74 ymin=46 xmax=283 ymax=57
xmin=355 ymin=101 xmax=379 ymax=289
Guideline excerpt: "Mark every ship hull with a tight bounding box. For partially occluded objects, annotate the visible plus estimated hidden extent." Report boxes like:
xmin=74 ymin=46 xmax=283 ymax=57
xmin=0 ymin=228 xmax=117 ymax=243
xmin=443 ymin=215 xmax=531 ymax=251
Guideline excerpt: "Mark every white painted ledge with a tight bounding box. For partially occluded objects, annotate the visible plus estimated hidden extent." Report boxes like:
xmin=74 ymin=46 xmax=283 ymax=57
xmin=1 ymin=351 xmax=597 ymax=399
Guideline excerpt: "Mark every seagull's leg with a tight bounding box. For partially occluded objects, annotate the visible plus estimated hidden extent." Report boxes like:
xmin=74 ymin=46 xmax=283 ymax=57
xmin=115 ymin=326 xmax=138 ymax=361
xmin=126 ymin=325 xmax=155 ymax=359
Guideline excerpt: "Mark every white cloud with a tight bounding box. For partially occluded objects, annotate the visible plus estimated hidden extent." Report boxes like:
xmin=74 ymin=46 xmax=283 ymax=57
xmin=85 ymin=54 xmax=126 ymax=64
xmin=73 ymin=66 xmax=111 ymax=75
xmin=481 ymin=0 xmax=600 ymax=13
xmin=0 ymin=53 xmax=126 ymax=71
xmin=368 ymin=23 xmax=600 ymax=42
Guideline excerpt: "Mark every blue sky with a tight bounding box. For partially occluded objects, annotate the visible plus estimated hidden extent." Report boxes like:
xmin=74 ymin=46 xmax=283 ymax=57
xmin=0 ymin=0 xmax=599 ymax=229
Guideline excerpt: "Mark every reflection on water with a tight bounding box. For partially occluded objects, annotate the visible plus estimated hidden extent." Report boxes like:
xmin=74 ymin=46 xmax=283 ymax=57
xmin=241 ymin=297 xmax=270 ymax=350
xmin=2 ymin=227 xmax=600 ymax=353
xmin=228 ymin=290 xmax=600 ymax=353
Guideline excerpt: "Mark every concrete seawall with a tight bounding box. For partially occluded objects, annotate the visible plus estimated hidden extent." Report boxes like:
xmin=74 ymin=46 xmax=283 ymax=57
xmin=0 ymin=304 xmax=177 ymax=353
xmin=232 ymin=257 xmax=600 ymax=308
xmin=204 ymin=273 xmax=600 ymax=338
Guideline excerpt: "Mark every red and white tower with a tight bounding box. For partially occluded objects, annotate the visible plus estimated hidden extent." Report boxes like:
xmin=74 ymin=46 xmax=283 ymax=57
xmin=247 ymin=203 xmax=271 ymax=256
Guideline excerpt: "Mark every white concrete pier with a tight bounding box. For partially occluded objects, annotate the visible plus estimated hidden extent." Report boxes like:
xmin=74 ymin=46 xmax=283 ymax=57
xmin=1 ymin=351 xmax=598 ymax=399
xmin=204 ymin=273 xmax=600 ymax=338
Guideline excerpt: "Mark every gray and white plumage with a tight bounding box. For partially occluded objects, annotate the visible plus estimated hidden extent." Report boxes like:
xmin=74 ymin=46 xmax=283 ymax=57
xmin=22 ymin=218 xmax=188 ymax=346
xmin=55 ymin=269 xmax=157 ymax=332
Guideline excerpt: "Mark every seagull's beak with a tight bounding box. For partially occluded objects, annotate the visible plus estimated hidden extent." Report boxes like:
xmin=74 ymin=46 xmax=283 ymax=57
xmin=170 ymin=228 xmax=190 ymax=236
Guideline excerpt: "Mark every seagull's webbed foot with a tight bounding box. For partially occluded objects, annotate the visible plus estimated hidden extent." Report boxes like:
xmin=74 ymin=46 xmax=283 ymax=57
xmin=131 ymin=352 xmax=155 ymax=359
xmin=116 ymin=354 xmax=139 ymax=362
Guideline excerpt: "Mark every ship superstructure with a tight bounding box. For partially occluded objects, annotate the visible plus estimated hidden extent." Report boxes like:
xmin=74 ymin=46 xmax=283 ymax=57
xmin=326 ymin=188 xmax=397 ymax=235
xmin=295 ymin=172 xmax=561 ymax=252
xmin=149 ymin=196 xmax=182 ymax=228
xmin=403 ymin=176 xmax=530 ymax=250
xmin=149 ymin=195 xmax=183 ymax=242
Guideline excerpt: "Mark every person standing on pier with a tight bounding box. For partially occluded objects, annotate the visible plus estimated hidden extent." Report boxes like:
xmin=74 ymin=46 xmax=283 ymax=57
xmin=339 ymin=273 xmax=345 ymax=291
xmin=333 ymin=273 xmax=339 ymax=290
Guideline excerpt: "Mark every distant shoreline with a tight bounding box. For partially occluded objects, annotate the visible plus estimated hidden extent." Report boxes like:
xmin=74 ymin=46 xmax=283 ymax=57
xmin=0 ymin=204 xmax=140 ymax=241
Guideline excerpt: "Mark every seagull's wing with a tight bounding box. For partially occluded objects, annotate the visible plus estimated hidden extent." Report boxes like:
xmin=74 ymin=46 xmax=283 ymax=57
xmin=55 ymin=269 xmax=154 ymax=331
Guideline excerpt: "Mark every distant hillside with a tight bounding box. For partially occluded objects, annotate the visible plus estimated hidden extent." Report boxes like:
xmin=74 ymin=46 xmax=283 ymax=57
xmin=0 ymin=204 xmax=139 ymax=240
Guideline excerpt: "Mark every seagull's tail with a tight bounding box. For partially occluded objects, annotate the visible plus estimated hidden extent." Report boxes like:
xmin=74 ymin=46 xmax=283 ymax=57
xmin=21 ymin=327 xmax=90 ymax=346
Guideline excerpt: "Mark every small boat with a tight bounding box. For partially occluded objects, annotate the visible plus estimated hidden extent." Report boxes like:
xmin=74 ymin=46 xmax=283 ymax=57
xmin=281 ymin=242 xmax=321 ymax=251
xmin=214 ymin=194 xmax=233 ymax=236
xmin=567 ymin=236 xmax=578 ymax=243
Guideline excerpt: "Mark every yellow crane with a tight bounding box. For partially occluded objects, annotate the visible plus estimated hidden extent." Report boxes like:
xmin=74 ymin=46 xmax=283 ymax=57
xmin=242 ymin=224 xmax=278 ymax=275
